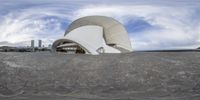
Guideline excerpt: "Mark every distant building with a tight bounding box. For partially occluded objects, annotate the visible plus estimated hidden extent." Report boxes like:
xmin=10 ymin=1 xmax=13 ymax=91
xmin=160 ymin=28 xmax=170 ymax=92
xmin=31 ymin=40 xmax=34 ymax=48
xmin=0 ymin=46 xmax=16 ymax=52
xmin=31 ymin=40 xmax=35 ymax=52
xmin=48 ymin=44 xmax=52 ymax=48
xmin=38 ymin=40 xmax=42 ymax=48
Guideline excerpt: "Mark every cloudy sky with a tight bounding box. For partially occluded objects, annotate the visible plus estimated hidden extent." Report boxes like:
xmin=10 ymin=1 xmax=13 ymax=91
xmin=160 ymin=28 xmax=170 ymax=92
xmin=0 ymin=0 xmax=200 ymax=50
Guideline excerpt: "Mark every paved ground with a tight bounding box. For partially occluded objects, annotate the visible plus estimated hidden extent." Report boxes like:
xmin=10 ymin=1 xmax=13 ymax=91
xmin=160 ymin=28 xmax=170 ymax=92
xmin=0 ymin=52 xmax=200 ymax=100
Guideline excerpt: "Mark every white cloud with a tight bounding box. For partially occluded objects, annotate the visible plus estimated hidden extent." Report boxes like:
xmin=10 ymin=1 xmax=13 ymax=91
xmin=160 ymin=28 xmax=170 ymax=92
xmin=72 ymin=5 xmax=200 ymax=50
xmin=0 ymin=0 xmax=200 ymax=50
xmin=0 ymin=5 xmax=69 ymax=47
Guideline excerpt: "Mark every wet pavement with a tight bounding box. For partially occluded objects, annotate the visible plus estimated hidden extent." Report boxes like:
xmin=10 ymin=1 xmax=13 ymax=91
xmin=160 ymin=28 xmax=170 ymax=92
xmin=0 ymin=52 xmax=200 ymax=100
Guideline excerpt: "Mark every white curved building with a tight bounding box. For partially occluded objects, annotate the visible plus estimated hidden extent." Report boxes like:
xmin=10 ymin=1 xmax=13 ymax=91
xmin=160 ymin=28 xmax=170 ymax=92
xmin=52 ymin=16 xmax=132 ymax=55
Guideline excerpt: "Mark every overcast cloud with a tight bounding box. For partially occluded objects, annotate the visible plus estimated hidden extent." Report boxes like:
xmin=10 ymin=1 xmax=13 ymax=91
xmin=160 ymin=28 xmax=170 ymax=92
xmin=0 ymin=0 xmax=200 ymax=50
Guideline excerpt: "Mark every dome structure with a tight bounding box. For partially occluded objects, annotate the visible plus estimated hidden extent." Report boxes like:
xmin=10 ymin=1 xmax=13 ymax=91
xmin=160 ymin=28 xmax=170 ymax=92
xmin=52 ymin=16 xmax=132 ymax=55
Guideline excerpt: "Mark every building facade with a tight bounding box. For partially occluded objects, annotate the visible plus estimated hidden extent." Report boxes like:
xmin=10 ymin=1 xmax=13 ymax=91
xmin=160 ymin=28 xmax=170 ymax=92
xmin=52 ymin=16 xmax=133 ymax=55
xmin=38 ymin=40 xmax=42 ymax=48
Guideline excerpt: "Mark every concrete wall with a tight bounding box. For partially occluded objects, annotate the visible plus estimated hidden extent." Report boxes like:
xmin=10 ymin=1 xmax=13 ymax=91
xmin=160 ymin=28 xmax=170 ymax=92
xmin=52 ymin=25 xmax=120 ymax=54
xmin=65 ymin=16 xmax=133 ymax=52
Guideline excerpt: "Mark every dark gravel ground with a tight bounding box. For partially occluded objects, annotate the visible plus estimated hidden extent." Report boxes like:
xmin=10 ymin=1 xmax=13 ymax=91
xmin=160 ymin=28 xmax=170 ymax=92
xmin=0 ymin=52 xmax=200 ymax=100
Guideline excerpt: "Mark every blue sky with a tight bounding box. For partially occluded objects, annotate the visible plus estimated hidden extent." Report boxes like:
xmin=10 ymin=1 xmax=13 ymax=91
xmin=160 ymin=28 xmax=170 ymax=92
xmin=0 ymin=0 xmax=200 ymax=50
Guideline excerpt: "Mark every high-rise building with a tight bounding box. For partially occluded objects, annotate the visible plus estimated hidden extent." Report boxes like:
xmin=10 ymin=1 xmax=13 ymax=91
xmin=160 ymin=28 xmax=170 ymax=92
xmin=31 ymin=40 xmax=35 ymax=52
xmin=38 ymin=40 xmax=42 ymax=48
xmin=31 ymin=40 xmax=34 ymax=48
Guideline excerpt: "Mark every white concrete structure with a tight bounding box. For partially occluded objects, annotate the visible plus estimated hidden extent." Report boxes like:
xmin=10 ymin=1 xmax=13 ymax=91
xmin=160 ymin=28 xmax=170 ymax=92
xmin=52 ymin=16 xmax=132 ymax=55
